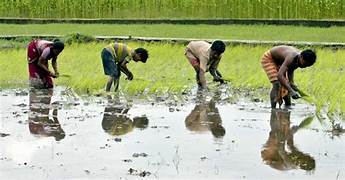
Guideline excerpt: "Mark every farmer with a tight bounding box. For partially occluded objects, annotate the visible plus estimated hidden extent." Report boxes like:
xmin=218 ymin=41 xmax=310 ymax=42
xmin=185 ymin=40 xmax=226 ymax=89
xmin=101 ymin=42 xmax=149 ymax=91
xmin=261 ymin=45 xmax=316 ymax=108
xmin=27 ymin=39 xmax=64 ymax=89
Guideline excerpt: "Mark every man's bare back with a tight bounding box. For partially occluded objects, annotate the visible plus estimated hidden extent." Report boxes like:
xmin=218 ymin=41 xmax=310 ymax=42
xmin=270 ymin=45 xmax=301 ymax=65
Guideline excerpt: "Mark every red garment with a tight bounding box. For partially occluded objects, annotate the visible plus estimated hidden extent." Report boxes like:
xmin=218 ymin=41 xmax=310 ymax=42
xmin=27 ymin=40 xmax=54 ymax=88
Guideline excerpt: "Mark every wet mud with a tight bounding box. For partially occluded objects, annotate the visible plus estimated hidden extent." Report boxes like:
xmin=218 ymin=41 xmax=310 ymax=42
xmin=0 ymin=86 xmax=344 ymax=179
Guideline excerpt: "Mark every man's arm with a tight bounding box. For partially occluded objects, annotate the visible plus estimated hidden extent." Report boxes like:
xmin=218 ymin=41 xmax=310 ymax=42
xmin=198 ymin=69 xmax=207 ymax=89
xmin=209 ymin=59 xmax=224 ymax=83
xmin=278 ymin=56 xmax=300 ymax=99
xmin=287 ymin=70 xmax=299 ymax=91
xmin=119 ymin=61 xmax=133 ymax=80
xmin=51 ymin=57 xmax=59 ymax=77
xmin=37 ymin=56 xmax=55 ymax=77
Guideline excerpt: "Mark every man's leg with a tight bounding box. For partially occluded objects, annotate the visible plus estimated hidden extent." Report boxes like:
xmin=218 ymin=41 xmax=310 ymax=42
xmin=270 ymin=80 xmax=280 ymax=109
xmin=194 ymin=67 xmax=202 ymax=87
xmin=185 ymin=49 xmax=201 ymax=87
xmin=113 ymin=65 xmax=121 ymax=92
xmin=106 ymin=76 xmax=114 ymax=92
xmin=261 ymin=50 xmax=282 ymax=109
xmin=113 ymin=77 xmax=119 ymax=91
xmin=283 ymin=94 xmax=292 ymax=107
xmin=102 ymin=48 xmax=117 ymax=92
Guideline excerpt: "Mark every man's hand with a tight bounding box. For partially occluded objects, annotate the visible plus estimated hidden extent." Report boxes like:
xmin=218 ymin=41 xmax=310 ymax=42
xmin=213 ymin=76 xmax=225 ymax=84
xmin=126 ymin=73 xmax=133 ymax=81
xmin=54 ymin=72 xmax=60 ymax=78
xmin=290 ymin=90 xmax=301 ymax=99
xmin=49 ymin=71 xmax=57 ymax=78
xmin=290 ymin=83 xmax=298 ymax=91
xmin=215 ymin=69 xmax=222 ymax=78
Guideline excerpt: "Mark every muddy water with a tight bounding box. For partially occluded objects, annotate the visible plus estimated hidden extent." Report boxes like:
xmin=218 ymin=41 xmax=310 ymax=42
xmin=0 ymin=87 xmax=344 ymax=180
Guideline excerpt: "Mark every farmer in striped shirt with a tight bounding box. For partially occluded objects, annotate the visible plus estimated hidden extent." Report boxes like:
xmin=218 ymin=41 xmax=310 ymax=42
xmin=101 ymin=42 xmax=148 ymax=91
xmin=261 ymin=45 xmax=316 ymax=108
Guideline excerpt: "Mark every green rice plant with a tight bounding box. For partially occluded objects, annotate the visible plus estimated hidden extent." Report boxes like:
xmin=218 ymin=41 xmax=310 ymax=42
xmin=0 ymin=42 xmax=344 ymax=116
xmin=63 ymin=33 xmax=96 ymax=44
xmin=0 ymin=48 xmax=27 ymax=87
xmin=0 ymin=0 xmax=345 ymax=20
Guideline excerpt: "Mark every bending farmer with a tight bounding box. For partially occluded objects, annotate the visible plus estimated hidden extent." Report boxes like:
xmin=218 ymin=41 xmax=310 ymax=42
xmin=27 ymin=39 xmax=64 ymax=89
xmin=185 ymin=40 xmax=226 ymax=89
xmin=261 ymin=45 xmax=316 ymax=108
xmin=101 ymin=42 xmax=149 ymax=91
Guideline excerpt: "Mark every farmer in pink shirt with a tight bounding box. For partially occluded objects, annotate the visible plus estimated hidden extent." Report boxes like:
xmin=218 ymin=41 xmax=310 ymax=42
xmin=27 ymin=39 xmax=64 ymax=89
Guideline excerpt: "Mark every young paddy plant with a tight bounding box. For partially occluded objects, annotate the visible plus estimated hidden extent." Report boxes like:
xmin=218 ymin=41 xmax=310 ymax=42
xmin=0 ymin=42 xmax=344 ymax=117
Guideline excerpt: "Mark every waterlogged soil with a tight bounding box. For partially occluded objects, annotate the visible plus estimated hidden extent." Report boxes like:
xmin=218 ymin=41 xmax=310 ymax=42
xmin=0 ymin=87 xmax=344 ymax=180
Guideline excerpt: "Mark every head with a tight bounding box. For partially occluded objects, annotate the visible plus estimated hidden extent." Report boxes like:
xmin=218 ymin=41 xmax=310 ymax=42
xmin=102 ymin=115 xmax=134 ymax=136
xmin=133 ymin=48 xmax=149 ymax=63
xmin=133 ymin=116 xmax=149 ymax=129
xmin=210 ymin=40 xmax=226 ymax=60
xmin=210 ymin=125 xmax=226 ymax=138
xmin=287 ymin=151 xmax=315 ymax=171
xmin=51 ymin=39 xmax=65 ymax=56
xmin=298 ymin=49 xmax=316 ymax=68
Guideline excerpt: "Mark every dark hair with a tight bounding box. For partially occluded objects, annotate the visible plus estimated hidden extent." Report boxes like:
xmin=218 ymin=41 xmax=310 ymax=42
xmin=135 ymin=48 xmax=148 ymax=63
xmin=211 ymin=40 xmax=226 ymax=54
xmin=52 ymin=40 xmax=65 ymax=51
xmin=301 ymin=49 xmax=316 ymax=66
xmin=211 ymin=125 xmax=226 ymax=138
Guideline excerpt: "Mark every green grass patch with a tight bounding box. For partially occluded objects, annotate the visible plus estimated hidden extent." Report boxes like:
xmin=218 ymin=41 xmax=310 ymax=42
xmin=0 ymin=42 xmax=344 ymax=115
xmin=0 ymin=40 xmax=28 ymax=49
xmin=1 ymin=24 xmax=345 ymax=43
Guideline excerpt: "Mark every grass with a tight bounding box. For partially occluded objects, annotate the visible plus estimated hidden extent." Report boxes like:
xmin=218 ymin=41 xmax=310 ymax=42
xmin=1 ymin=24 xmax=345 ymax=43
xmin=0 ymin=40 xmax=27 ymax=49
xmin=0 ymin=0 xmax=344 ymax=19
xmin=0 ymin=42 xmax=344 ymax=115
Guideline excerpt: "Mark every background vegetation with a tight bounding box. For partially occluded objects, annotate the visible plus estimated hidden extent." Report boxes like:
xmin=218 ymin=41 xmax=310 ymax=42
xmin=0 ymin=0 xmax=344 ymax=19
xmin=1 ymin=24 xmax=345 ymax=43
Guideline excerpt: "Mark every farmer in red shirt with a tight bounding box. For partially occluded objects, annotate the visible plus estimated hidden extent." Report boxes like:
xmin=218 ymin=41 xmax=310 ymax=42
xmin=27 ymin=39 xmax=64 ymax=89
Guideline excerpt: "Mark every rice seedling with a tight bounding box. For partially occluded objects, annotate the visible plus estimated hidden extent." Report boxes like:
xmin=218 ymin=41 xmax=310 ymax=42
xmin=0 ymin=0 xmax=344 ymax=20
xmin=0 ymin=42 xmax=344 ymax=115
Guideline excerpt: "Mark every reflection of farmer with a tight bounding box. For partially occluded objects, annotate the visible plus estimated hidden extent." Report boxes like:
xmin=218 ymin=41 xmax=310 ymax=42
xmin=27 ymin=39 xmax=64 ymax=89
xmin=185 ymin=93 xmax=225 ymax=138
xmin=28 ymin=88 xmax=65 ymax=141
xmin=101 ymin=99 xmax=149 ymax=136
xmin=261 ymin=109 xmax=315 ymax=171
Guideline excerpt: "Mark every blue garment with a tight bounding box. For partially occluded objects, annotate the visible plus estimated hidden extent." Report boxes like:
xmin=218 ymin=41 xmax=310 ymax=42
xmin=101 ymin=48 xmax=121 ymax=78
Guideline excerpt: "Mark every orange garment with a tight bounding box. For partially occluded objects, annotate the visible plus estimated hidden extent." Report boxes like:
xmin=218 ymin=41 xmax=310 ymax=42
xmin=261 ymin=51 xmax=289 ymax=105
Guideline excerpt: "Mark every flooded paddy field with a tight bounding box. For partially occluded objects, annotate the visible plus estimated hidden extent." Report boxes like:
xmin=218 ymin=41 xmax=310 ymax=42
xmin=0 ymin=87 xmax=344 ymax=179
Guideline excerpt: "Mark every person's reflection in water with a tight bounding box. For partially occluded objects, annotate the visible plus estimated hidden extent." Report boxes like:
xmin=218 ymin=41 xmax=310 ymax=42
xmin=185 ymin=92 xmax=225 ymax=138
xmin=28 ymin=88 xmax=65 ymax=141
xmin=261 ymin=109 xmax=315 ymax=171
xmin=102 ymin=96 xmax=149 ymax=136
